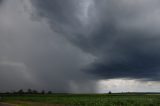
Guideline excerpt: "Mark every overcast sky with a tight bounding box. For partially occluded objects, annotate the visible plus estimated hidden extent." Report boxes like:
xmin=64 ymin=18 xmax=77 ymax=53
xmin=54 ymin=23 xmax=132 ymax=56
xmin=0 ymin=0 xmax=160 ymax=93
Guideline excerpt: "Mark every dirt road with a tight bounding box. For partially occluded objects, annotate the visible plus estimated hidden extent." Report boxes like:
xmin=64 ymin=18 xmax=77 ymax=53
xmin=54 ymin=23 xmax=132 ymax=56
xmin=0 ymin=103 xmax=15 ymax=106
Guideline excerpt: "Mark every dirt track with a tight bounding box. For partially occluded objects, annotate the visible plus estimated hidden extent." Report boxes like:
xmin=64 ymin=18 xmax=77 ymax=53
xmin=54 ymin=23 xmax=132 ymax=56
xmin=0 ymin=103 xmax=15 ymax=106
xmin=0 ymin=101 xmax=65 ymax=106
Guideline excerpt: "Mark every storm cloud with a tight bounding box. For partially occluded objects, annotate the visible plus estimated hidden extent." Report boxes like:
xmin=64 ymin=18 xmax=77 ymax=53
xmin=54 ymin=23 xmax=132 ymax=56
xmin=0 ymin=0 xmax=160 ymax=93
xmin=0 ymin=0 xmax=96 ymax=92
xmin=30 ymin=0 xmax=160 ymax=81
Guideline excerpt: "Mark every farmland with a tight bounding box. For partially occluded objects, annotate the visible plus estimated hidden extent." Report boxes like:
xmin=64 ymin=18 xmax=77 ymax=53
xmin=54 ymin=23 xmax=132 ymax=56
xmin=0 ymin=93 xmax=160 ymax=106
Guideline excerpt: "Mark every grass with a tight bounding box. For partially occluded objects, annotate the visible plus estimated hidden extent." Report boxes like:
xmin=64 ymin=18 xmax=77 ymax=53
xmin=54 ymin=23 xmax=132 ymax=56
xmin=1 ymin=94 xmax=160 ymax=106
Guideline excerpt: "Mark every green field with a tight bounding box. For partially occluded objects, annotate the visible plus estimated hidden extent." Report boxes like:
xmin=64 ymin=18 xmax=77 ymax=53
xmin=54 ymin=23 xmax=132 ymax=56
xmin=1 ymin=94 xmax=160 ymax=106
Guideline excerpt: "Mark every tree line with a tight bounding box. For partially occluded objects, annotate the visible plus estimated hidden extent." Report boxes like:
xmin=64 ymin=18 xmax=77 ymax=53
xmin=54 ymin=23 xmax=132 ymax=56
xmin=0 ymin=89 xmax=52 ymax=95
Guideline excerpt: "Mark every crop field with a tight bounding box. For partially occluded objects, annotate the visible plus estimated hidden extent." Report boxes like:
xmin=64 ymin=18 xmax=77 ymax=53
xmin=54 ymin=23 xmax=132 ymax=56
xmin=0 ymin=94 xmax=160 ymax=106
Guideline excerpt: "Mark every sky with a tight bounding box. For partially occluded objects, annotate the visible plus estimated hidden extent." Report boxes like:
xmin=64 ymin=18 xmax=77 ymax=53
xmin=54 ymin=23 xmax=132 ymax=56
xmin=0 ymin=0 xmax=160 ymax=93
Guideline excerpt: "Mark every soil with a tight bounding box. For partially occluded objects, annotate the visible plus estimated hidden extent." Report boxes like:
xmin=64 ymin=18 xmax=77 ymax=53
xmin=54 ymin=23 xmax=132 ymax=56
xmin=0 ymin=103 xmax=16 ymax=106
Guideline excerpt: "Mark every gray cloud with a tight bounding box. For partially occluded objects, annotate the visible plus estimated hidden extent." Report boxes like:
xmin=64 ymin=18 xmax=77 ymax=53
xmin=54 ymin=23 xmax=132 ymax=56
xmin=31 ymin=0 xmax=160 ymax=81
xmin=0 ymin=0 xmax=3 ymax=6
xmin=0 ymin=0 xmax=160 ymax=93
xmin=0 ymin=0 xmax=96 ymax=92
xmin=0 ymin=0 xmax=3 ymax=3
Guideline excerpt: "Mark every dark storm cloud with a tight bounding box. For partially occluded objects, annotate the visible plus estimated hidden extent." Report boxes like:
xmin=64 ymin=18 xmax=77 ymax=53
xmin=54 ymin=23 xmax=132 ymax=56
xmin=0 ymin=0 xmax=3 ymax=5
xmin=1 ymin=0 xmax=160 ymax=93
xmin=31 ymin=0 xmax=160 ymax=81
xmin=0 ymin=0 xmax=96 ymax=92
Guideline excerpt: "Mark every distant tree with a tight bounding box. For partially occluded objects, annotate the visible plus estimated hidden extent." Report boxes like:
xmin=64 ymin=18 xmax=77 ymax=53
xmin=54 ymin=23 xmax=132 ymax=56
xmin=5 ymin=92 xmax=11 ymax=94
xmin=109 ymin=91 xmax=112 ymax=94
xmin=17 ymin=89 xmax=24 ymax=94
xmin=41 ymin=90 xmax=45 ymax=94
xmin=1 ymin=91 xmax=12 ymax=95
xmin=32 ymin=90 xmax=38 ymax=94
xmin=27 ymin=89 xmax=33 ymax=94
xmin=47 ymin=91 xmax=52 ymax=94
xmin=13 ymin=90 xmax=17 ymax=94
